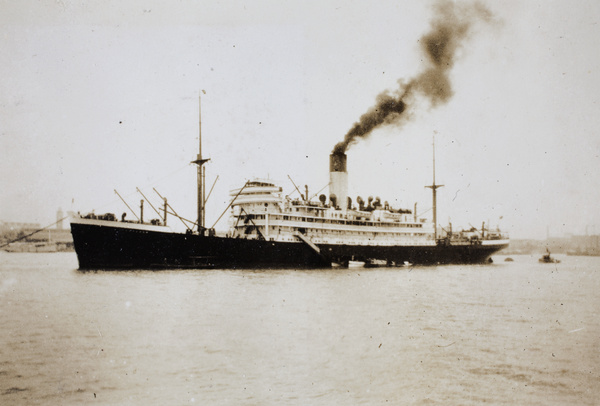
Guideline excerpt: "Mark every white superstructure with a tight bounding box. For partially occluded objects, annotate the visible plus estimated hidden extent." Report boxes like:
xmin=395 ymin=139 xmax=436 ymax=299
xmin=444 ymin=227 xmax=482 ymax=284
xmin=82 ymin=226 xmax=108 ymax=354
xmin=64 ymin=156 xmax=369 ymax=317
xmin=227 ymin=180 xmax=436 ymax=247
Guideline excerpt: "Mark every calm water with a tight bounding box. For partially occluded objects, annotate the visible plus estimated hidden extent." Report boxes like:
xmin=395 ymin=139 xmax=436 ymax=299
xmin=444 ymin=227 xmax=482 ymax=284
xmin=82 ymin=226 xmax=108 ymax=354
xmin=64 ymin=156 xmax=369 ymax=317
xmin=0 ymin=252 xmax=598 ymax=405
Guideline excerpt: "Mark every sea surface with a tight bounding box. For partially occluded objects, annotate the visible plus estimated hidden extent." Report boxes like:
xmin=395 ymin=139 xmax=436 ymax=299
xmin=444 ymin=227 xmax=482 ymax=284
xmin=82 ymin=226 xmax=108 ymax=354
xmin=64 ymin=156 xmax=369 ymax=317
xmin=0 ymin=252 xmax=598 ymax=405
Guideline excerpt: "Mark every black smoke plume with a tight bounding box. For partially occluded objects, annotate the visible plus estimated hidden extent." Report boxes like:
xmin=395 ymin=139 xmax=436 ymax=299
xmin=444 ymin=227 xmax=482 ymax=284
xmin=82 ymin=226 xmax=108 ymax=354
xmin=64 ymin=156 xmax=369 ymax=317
xmin=333 ymin=0 xmax=492 ymax=155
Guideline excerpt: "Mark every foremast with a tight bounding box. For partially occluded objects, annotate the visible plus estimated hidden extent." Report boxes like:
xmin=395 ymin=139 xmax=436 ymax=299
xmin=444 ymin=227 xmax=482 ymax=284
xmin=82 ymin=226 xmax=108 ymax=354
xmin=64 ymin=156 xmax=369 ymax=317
xmin=191 ymin=93 xmax=210 ymax=234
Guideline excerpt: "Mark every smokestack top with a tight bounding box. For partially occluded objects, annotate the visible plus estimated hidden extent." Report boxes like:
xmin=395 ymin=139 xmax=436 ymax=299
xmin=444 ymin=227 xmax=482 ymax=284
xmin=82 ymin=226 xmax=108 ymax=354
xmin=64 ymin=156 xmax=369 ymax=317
xmin=329 ymin=152 xmax=347 ymax=173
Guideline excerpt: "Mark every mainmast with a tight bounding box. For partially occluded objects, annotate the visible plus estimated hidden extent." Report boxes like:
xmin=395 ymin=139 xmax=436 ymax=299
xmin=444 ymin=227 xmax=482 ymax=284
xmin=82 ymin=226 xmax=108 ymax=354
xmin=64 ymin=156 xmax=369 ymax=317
xmin=425 ymin=134 xmax=443 ymax=240
xmin=192 ymin=93 xmax=210 ymax=233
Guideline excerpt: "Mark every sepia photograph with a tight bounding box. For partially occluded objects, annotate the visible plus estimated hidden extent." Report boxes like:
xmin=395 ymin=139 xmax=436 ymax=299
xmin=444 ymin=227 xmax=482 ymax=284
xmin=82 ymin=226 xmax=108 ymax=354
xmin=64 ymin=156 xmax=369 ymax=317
xmin=1 ymin=0 xmax=599 ymax=404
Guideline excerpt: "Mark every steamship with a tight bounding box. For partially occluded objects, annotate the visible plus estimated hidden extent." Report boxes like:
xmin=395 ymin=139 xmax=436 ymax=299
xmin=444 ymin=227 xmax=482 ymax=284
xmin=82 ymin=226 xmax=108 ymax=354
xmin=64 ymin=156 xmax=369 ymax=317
xmin=70 ymin=132 xmax=509 ymax=269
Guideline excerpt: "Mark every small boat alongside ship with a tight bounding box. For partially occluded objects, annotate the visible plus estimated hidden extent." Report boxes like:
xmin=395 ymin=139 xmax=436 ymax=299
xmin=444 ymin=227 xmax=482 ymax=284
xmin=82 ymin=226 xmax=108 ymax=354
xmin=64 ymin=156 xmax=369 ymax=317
xmin=70 ymin=106 xmax=509 ymax=269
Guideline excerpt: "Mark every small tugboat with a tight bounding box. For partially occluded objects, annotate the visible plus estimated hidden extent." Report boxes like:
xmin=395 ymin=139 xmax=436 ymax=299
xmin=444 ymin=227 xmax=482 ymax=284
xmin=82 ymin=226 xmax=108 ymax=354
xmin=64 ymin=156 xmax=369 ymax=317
xmin=539 ymin=249 xmax=560 ymax=263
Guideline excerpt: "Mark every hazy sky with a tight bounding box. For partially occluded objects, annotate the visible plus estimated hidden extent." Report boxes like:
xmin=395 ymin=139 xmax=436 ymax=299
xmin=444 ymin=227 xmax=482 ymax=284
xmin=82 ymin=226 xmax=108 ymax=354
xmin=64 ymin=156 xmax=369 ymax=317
xmin=1 ymin=0 xmax=599 ymax=239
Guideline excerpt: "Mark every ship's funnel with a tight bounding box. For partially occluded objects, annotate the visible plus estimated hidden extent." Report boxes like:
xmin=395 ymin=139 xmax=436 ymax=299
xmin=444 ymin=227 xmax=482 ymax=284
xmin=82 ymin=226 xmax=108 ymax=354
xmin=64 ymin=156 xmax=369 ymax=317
xmin=329 ymin=153 xmax=348 ymax=209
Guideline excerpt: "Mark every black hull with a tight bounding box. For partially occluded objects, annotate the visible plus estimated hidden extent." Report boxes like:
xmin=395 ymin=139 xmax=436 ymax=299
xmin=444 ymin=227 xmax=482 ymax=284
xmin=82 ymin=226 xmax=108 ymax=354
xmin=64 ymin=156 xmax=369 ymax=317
xmin=71 ymin=222 xmax=508 ymax=270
